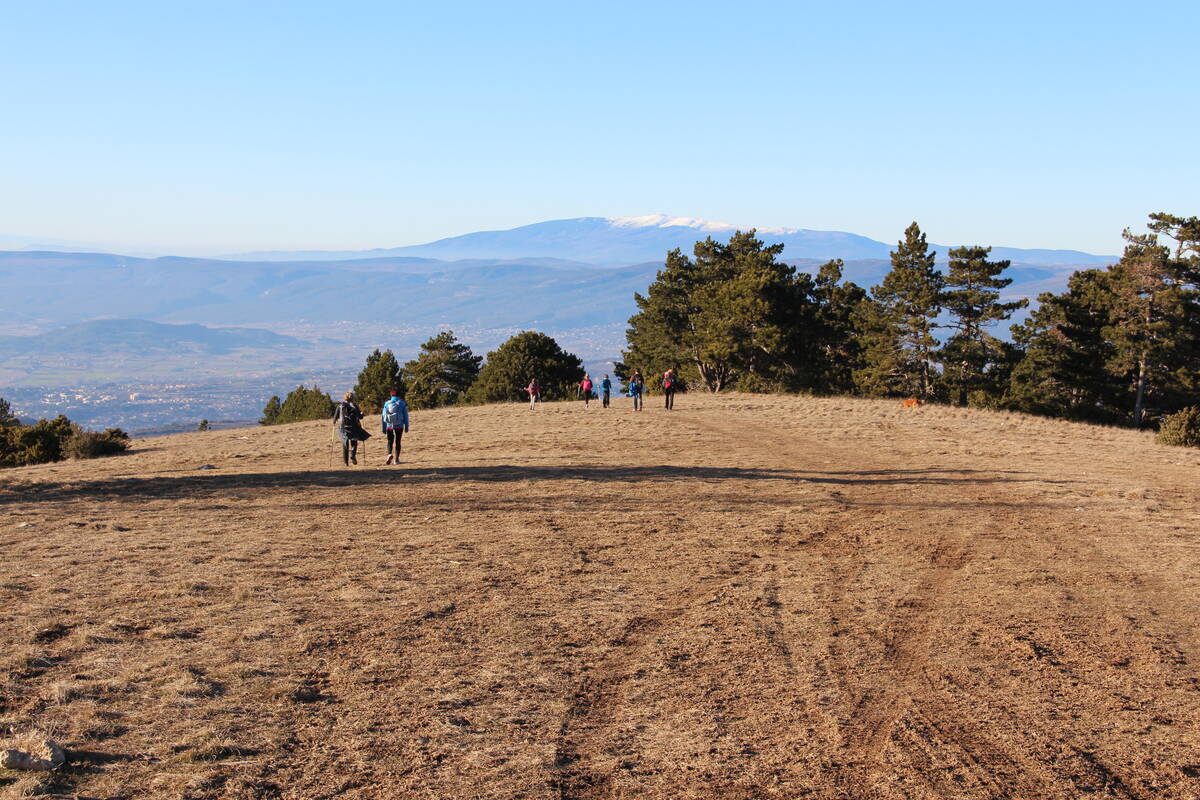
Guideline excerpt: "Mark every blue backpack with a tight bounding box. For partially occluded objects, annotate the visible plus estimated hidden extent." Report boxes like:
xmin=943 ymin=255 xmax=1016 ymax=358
xmin=382 ymin=398 xmax=404 ymax=428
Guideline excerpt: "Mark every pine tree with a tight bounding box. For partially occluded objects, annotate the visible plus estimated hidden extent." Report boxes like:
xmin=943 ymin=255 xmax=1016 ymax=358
xmin=0 ymin=397 xmax=19 ymax=427
xmin=1147 ymin=212 xmax=1200 ymax=278
xmin=854 ymin=223 xmax=944 ymax=398
xmin=623 ymin=247 xmax=710 ymax=392
xmin=808 ymin=260 xmax=869 ymax=394
xmin=352 ymin=349 xmax=403 ymax=414
xmin=259 ymin=395 xmax=281 ymax=426
xmin=939 ymin=246 xmax=1028 ymax=406
xmin=403 ymin=331 xmax=482 ymax=409
xmin=1104 ymin=228 xmax=1199 ymax=426
xmin=467 ymin=331 xmax=584 ymax=403
xmin=623 ymin=231 xmax=810 ymax=392
xmin=1006 ymin=270 xmax=1130 ymax=422
xmin=1006 ymin=213 xmax=1200 ymax=425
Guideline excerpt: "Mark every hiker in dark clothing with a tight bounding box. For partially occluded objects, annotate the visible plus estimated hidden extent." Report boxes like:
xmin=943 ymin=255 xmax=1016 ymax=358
xmin=333 ymin=391 xmax=370 ymax=466
xmin=663 ymin=368 xmax=677 ymax=410
xmin=600 ymin=374 xmax=612 ymax=408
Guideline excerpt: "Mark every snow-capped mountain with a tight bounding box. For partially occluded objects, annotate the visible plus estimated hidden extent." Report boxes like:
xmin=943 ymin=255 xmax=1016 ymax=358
xmin=232 ymin=215 xmax=1116 ymax=267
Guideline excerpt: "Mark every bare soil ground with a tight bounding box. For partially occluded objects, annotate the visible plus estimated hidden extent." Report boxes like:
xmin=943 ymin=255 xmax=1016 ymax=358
xmin=2 ymin=393 xmax=1199 ymax=799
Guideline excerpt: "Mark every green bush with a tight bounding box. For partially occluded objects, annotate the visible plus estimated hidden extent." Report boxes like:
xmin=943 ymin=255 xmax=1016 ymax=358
xmin=0 ymin=415 xmax=87 ymax=467
xmin=65 ymin=428 xmax=131 ymax=459
xmin=1156 ymin=406 xmax=1200 ymax=448
xmin=0 ymin=416 xmax=130 ymax=468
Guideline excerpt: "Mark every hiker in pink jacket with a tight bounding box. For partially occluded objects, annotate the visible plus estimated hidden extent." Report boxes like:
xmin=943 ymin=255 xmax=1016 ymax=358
xmin=580 ymin=374 xmax=594 ymax=408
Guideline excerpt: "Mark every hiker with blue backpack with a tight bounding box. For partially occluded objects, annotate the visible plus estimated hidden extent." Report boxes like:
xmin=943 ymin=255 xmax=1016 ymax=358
xmin=628 ymin=371 xmax=644 ymax=411
xmin=600 ymin=374 xmax=612 ymax=408
xmin=381 ymin=386 xmax=409 ymax=465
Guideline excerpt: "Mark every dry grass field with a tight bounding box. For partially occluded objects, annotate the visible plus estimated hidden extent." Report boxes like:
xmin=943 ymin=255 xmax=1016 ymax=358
xmin=2 ymin=392 xmax=1199 ymax=799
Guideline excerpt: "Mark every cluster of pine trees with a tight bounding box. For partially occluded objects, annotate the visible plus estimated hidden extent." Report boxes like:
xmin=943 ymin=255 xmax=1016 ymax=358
xmin=622 ymin=213 xmax=1199 ymax=427
xmin=260 ymin=329 xmax=586 ymax=424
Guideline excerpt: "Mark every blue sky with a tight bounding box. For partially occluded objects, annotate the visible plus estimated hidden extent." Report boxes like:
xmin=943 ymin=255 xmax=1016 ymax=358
xmin=1 ymin=0 xmax=1196 ymax=255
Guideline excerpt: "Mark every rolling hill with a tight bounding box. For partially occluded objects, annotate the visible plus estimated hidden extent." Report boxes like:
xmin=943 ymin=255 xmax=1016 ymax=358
xmin=0 ymin=319 xmax=304 ymax=357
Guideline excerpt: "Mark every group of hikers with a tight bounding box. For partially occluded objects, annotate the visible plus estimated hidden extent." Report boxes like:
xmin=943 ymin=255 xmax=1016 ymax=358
xmin=332 ymin=370 xmax=680 ymax=467
xmin=524 ymin=368 xmax=678 ymax=412
xmin=332 ymin=385 xmax=408 ymax=467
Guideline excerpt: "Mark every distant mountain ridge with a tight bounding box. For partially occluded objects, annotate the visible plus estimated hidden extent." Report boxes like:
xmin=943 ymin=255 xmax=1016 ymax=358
xmin=0 ymin=319 xmax=304 ymax=356
xmin=229 ymin=214 xmax=1117 ymax=267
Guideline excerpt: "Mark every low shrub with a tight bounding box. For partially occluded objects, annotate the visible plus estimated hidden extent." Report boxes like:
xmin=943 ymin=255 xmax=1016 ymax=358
xmin=1156 ymin=406 xmax=1200 ymax=448
xmin=0 ymin=417 xmax=129 ymax=467
xmin=0 ymin=415 xmax=74 ymax=467
xmin=64 ymin=428 xmax=131 ymax=459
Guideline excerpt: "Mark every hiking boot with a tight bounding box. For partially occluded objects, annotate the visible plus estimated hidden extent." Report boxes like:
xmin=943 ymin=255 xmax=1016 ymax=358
xmin=386 ymin=455 xmax=394 ymax=465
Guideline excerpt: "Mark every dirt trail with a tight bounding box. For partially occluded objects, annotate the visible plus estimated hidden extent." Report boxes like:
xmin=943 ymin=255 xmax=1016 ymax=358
xmin=1 ymin=393 xmax=1198 ymax=799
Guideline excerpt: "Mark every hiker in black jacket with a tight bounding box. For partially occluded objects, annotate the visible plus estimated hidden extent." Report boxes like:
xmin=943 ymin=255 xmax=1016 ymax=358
xmin=333 ymin=392 xmax=370 ymax=466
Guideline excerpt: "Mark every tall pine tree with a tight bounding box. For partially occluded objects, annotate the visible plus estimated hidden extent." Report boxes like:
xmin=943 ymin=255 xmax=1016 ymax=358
xmin=854 ymin=223 xmax=944 ymax=398
xmin=1104 ymin=228 xmax=1200 ymax=426
xmin=939 ymin=246 xmax=1027 ymax=406
xmin=808 ymin=260 xmax=869 ymax=394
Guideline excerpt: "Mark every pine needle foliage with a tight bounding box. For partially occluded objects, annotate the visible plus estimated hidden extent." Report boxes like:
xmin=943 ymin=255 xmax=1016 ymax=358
xmin=854 ymin=223 xmax=944 ymax=399
xmin=404 ymin=331 xmax=482 ymax=409
xmin=467 ymin=331 xmax=584 ymax=403
xmin=353 ymin=349 xmax=404 ymax=414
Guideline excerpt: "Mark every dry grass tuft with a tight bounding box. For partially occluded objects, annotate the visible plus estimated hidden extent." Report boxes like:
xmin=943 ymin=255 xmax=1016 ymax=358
xmin=47 ymin=681 xmax=79 ymax=705
xmin=170 ymin=668 xmax=222 ymax=700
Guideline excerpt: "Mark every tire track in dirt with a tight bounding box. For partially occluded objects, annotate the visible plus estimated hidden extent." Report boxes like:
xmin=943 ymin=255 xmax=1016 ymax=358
xmin=549 ymin=569 xmax=753 ymax=800
xmin=841 ymin=536 xmax=971 ymax=758
xmin=677 ymin=413 xmax=990 ymax=786
xmin=537 ymin=503 xmax=745 ymax=800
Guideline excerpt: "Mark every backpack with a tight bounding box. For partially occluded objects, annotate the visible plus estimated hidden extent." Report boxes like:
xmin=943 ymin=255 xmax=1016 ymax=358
xmin=382 ymin=399 xmax=402 ymax=427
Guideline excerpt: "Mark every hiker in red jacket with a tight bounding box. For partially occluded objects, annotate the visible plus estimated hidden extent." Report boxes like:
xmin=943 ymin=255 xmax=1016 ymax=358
xmin=663 ymin=368 xmax=678 ymax=410
xmin=525 ymin=378 xmax=541 ymax=410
